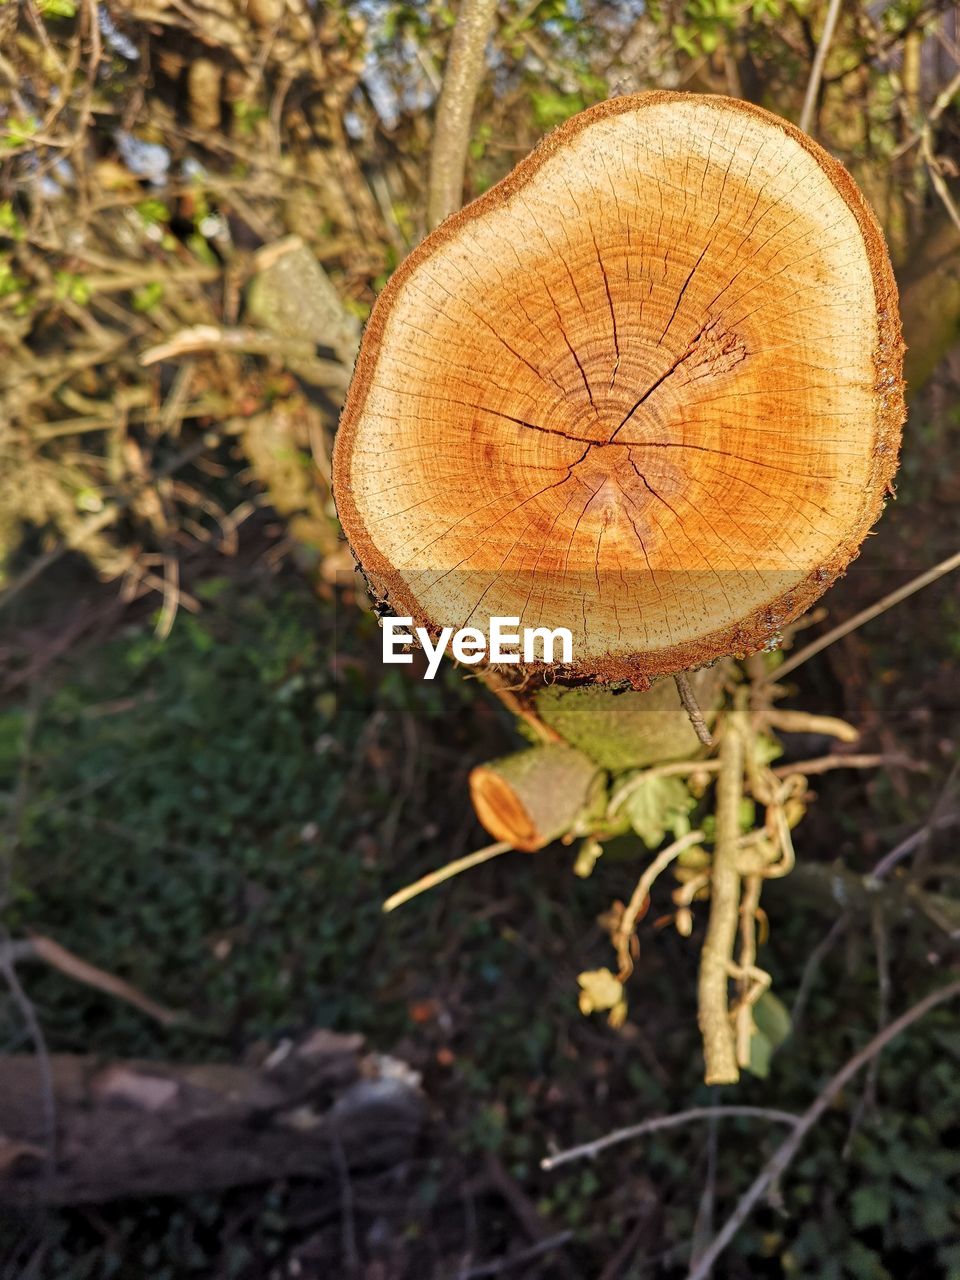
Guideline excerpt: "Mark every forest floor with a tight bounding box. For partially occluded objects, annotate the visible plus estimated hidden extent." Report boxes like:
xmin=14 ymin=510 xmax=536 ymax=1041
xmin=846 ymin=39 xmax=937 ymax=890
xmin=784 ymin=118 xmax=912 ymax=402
xmin=0 ymin=372 xmax=959 ymax=1280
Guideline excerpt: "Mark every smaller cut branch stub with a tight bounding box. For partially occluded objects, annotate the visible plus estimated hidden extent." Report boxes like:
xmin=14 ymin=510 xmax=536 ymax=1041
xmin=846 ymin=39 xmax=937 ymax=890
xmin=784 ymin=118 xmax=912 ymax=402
xmin=469 ymin=744 xmax=605 ymax=851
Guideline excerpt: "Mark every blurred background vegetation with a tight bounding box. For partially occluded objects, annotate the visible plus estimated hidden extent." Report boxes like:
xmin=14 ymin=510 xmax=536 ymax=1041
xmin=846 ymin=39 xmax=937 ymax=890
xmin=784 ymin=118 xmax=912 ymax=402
xmin=1 ymin=0 xmax=960 ymax=1276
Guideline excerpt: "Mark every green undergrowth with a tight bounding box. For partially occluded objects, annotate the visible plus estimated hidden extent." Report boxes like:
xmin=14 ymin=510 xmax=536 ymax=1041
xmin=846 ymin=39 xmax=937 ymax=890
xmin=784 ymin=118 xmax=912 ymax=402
xmin=0 ymin=572 xmax=959 ymax=1278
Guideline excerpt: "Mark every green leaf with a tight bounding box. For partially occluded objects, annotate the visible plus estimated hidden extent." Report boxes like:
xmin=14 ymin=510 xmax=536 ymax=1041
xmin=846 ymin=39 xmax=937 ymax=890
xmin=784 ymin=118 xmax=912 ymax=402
xmin=745 ymin=992 xmax=791 ymax=1079
xmin=754 ymin=990 xmax=791 ymax=1049
xmin=753 ymin=733 xmax=784 ymax=766
xmin=748 ymin=1026 xmax=773 ymax=1078
xmin=921 ymin=1197 xmax=955 ymax=1241
xmin=53 ymin=271 xmax=91 ymax=306
xmin=897 ymin=1156 xmax=933 ymax=1189
xmin=842 ymin=1241 xmax=891 ymax=1280
xmin=136 ymin=199 xmax=170 ymax=226
xmin=623 ymin=775 xmax=696 ymax=848
xmin=530 ymin=90 xmax=585 ymax=130
xmin=671 ymin=23 xmax=699 ymax=55
xmin=133 ymin=281 xmax=164 ymax=312
xmin=0 ymin=200 xmax=24 ymax=240
xmin=850 ymin=1184 xmax=890 ymax=1229
xmin=2 ymin=116 xmax=39 ymax=148
xmin=39 ymin=0 xmax=77 ymax=14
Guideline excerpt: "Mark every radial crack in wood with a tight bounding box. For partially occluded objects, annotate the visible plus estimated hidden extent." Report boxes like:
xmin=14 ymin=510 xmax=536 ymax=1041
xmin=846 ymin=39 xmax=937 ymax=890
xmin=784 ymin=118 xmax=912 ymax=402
xmin=333 ymin=92 xmax=904 ymax=685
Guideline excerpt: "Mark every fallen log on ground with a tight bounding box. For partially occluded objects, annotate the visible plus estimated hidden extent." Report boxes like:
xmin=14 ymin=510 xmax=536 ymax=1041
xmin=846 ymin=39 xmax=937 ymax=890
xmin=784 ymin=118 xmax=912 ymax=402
xmin=0 ymin=1030 xmax=424 ymax=1206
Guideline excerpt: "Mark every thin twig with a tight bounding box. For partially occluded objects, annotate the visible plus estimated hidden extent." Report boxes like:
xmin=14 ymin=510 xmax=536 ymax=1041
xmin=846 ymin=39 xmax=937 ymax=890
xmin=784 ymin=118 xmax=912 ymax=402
xmin=3 ymin=934 xmax=182 ymax=1026
xmin=140 ymin=325 xmax=349 ymax=387
xmin=921 ymin=125 xmax=960 ymax=233
xmin=790 ymin=913 xmax=850 ymax=1032
xmin=0 ymin=939 xmax=56 ymax=1174
xmin=685 ymin=978 xmax=960 ymax=1280
xmin=765 ymin=708 xmax=858 ymax=742
xmin=689 ymin=1109 xmax=719 ymax=1276
xmin=675 ymin=673 xmax=713 ymax=747
xmin=771 ymin=549 xmax=960 ymax=681
xmin=383 ymin=840 xmax=512 ymax=912
xmin=772 ymin=752 xmax=923 ymax=778
xmin=614 ymin=831 xmax=705 ymax=978
xmin=798 ymin=0 xmax=844 ymax=135
xmin=462 ymin=1233 xmax=574 ymax=1279
xmin=871 ymin=815 xmax=960 ymax=880
xmin=734 ymin=874 xmax=763 ymax=1067
xmin=0 ymin=435 xmax=220 ymax=609
xmin=541 ymin=1106 xmax=799 ymax=1171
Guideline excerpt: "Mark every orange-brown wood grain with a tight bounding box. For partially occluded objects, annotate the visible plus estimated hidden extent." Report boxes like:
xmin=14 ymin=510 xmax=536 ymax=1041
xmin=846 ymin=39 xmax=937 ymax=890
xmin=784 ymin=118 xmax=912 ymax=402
xmin=333 ymin=92 xmax=905 ymax=686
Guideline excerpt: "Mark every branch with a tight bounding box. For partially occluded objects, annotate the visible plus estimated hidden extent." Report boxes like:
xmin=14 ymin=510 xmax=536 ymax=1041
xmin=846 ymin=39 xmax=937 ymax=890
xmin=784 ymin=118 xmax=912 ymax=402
xmin=0 ymin=434 xmax=220 ymax=610
xmin=5 ymin=934 xmax=183 ymax=1027
xmin=675 ymin=673 xmax=713 ymax=747
xmin=427 ymin=0 xmax=499 ymax=231
xmin=0 ymin=944 xmax=56 ymax=1174
xmin=139 ymin=325 xmax=350 ymax=388
xmin=614 ymin=831 xmax=705 ymax=978
xmin=798 ymin=0 xmax=844 ymax=135
xmin=540 ymin=1106 xmax=799 ymax=1171
xmin=771 ymin=752 xmax=924 ymax=778
xmin=771 ymin=549 xmax=960 ymax=681
xmin=697 ymin=716 xmax=745 ymax=1085
xmin=685 ymin=977 xmax=960 ymax=1280
xmin=383 ymin=840 xmax=512 ymax=912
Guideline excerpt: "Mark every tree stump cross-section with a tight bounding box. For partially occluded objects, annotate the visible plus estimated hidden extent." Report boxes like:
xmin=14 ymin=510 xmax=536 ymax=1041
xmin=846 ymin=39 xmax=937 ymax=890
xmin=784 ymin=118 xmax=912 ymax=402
xmin=334 ymin=92 xmax=904 ymax=686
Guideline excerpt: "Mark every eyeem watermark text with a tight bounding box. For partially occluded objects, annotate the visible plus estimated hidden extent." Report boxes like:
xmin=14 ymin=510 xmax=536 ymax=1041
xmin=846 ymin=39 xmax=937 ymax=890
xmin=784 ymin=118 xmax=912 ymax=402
xmin=383 ymin=617 xmax=573 ymax=680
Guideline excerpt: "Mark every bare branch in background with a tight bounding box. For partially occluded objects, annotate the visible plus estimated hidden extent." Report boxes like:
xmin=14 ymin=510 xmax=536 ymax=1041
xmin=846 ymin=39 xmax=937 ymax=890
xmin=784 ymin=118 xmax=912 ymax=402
xmin=799 ymin=0 xmax=844 ymax=135
xmin=770 ymin=549 xmax=960 ymax=681
xmin=685 ymin=978 xmax=960 ymax=1280
xmin=541 ymin=1106 xmax=799 ymax=1171
xmin=2 ymin=934 xmax=182 ymax=1027
xmin=427 ymin=0 xmax=499 ymax=230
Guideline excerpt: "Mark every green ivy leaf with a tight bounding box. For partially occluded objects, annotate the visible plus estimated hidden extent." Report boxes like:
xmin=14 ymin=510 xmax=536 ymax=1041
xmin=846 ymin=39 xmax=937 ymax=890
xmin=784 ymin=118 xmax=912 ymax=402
xmin=842 ymin=1240 xmax=892 ymax=1280
xmin=623 ymin=775 xmax=695 ymax=848
xmin=754 ymin=990 xmax=791 ymax=1049
xmin=746 ymin=991 xmax=792 ymax=1079
xmin=748 ymin=1026 xmax=773 ymax=1078
xmin=850 ymin=1184 xmax=890 ymax=1229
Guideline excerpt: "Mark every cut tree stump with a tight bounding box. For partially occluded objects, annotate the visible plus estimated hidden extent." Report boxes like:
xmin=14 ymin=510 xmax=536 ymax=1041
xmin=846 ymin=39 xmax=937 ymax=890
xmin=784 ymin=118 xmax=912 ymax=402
xmin=333 ymin=92 xmax=904 ymax=687
xmin=0 ymin=1031 xmax=424 ymax=1206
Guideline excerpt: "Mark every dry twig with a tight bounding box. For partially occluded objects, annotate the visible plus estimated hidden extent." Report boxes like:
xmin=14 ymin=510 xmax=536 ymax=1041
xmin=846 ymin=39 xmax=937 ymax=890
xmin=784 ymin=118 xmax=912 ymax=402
xmin=799 ymin=0 xmax=844 ymax=135
xmin=541 ymin=1106 xmax=799 ymax=1171
xmin=383 ymin=840 xmax=513 ymax=912
xmin=614 ymin=830 xmax=705 ymax=978
xmin=685 ymin=978 xmax=960 ymax=1280
xmin=771 ymin=549 xmax=960 ymax=681
xmin=675 ymin=672 xmax=713 ymax=747
xmin=2 ymin=933 xmax=182 ymax=1026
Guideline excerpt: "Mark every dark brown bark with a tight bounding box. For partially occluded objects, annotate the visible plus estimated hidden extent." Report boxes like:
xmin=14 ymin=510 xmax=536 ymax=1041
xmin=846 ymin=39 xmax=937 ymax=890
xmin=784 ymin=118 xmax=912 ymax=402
xmin=0 ymin=1031 xmax=424 ymax=1206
